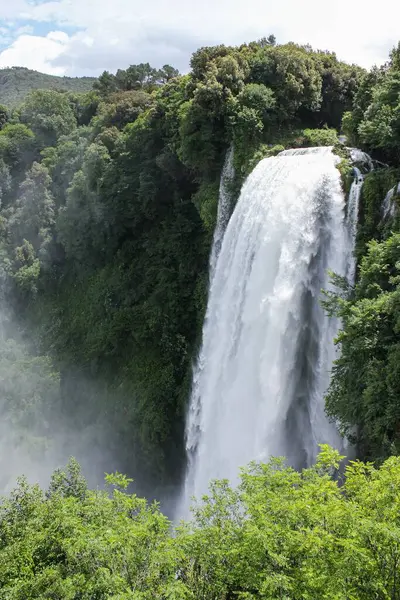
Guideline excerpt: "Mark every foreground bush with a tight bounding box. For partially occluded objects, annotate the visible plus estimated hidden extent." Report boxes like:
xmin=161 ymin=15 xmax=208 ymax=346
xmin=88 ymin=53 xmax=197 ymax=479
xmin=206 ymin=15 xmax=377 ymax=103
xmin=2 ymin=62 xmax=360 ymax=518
xmin=2 ymin=446 xmax=400 ymax=598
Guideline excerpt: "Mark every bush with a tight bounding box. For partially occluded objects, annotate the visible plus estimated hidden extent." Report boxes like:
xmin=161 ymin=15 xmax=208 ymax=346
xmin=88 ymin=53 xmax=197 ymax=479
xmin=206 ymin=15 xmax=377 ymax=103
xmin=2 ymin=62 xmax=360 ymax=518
xmin=4 ymin=449 xmax=400 ymax=598
xmin=303 ymin=127 xmax=338 ymax=146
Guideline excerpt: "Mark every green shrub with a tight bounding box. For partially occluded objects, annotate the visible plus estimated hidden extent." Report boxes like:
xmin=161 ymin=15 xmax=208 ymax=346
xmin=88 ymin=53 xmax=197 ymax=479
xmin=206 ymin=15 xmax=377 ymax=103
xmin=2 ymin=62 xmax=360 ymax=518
xmin=303 ymin=127 xmax=338 ymax=146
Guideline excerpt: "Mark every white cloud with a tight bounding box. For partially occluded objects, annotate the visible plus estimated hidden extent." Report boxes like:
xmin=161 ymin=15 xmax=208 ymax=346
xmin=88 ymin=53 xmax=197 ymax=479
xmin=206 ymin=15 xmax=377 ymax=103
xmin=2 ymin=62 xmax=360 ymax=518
xmin=15 ymin=25 xmax=34 ymax=36
xmin=47 ymin=30 xmax=68 ymax=43
xmin=0 ymin=2 xmax=31 ymax=20
xmin=0 ymin=32 xmax=68 ymax=74
xmin=0 ymin=0 xmax=400 ymax=76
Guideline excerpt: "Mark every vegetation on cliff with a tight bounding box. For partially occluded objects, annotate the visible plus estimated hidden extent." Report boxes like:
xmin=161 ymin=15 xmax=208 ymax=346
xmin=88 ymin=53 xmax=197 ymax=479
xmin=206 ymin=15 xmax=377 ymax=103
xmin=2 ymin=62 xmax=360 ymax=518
xmin=0 ymin=41 xmax=363 ymax=492
xmin=324 ymin=43 xmax=400 ymax=462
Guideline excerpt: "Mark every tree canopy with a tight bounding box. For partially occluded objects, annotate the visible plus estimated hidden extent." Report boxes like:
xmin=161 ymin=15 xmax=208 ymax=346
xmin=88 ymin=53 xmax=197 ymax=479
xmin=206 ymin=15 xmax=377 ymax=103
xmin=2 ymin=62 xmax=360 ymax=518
xmin=3 ymin=447 xmax=400 ymax=598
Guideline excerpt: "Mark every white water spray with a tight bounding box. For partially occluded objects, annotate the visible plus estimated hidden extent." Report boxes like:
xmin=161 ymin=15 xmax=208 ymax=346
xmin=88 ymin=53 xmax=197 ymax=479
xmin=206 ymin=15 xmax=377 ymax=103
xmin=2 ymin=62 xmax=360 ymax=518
xmin=181 ymin=147 xmax=358 ymax=512
xmin=382 ymin=183 xmax=400 ymax=220
xmin=349 ymin=148 xmax=374 ymax=172
xmin=209 ymin=147 xmax=235 ymax=281
xmin=346 ymin=167 xmax=363 ymax=284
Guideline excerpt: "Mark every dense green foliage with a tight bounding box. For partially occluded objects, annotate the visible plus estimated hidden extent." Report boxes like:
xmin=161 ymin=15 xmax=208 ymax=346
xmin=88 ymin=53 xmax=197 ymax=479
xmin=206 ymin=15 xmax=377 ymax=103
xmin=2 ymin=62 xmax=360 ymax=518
xmin=342 ymin=43 xmax=400 ymax=162
xmin=0 ymin=42 xmax=363 ymax=492
xmin=0 ymin=67 xmax=95 ymax=107
xmin=355 ymin=168 xmax=400 ymax=261
xmin=3 ymin=446 xmax=400 ymax=598
xmin=94 ymin=63 xmax=180 ymax=95
xmin=324 ymin=234 xmax=400 ymax=460
xmin=324 ymin=42 xmax=400 ymax=464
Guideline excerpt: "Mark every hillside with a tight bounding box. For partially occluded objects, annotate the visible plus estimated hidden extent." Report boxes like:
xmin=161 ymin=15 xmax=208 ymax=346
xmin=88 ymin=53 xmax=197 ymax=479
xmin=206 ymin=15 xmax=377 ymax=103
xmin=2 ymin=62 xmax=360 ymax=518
xmin=0 ymin=66 xmax=95 ymax=107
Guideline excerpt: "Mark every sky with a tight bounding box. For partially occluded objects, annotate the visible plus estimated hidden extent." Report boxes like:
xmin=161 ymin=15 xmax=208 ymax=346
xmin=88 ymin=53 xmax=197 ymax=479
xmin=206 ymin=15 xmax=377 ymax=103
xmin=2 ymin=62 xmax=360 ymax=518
xmin=0 ymin=0 xmax=399 ymax=77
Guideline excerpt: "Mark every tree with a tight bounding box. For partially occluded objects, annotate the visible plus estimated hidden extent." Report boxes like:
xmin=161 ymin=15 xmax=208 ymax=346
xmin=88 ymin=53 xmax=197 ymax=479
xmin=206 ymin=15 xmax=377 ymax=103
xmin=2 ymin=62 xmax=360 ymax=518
xmin=0 ymin=123 xmax=36 ymax=174
xmin=157 ymin=64 xmax=180 ymax=83
xmin=237 ymin=82 xmax=275 ymax=115
xmin=69 ymin=90 xmax=101 ymax=126
xmin=357 ymin=70 xmax=400 ymax=156
xmin=56 ymin=142 xmax=110 ymax=269
xmin=40 ymin=127 xmax=92 ymax=208
xmin=116 ymin=63 xmax=158 ymax=91
xmin=342 ymin=47 xmax=400 ymax=161
xmin=390 ymin=41 xmax=400 ymax=70
xmin=94 ymin=64 xmax=180 ymax=96
xmin=95 ymin=90 xmax=150 ymax=130
xmin=249 ymin=44 xmax=323 ymax=120
xmin=4 ymin=448 xmax=400 ymax=597
xmin=0 ymin=103 xmax=8 ymax=130
xmin=8 ymin=162 xmax=55 ymax=255
xmin=177 ymin=446 xmax=400 ymax=598
xmin=178 ymin=74 xmax=227 ymax=174
xmin=257 ymin=34 xmax=277 ymax=47
xmin=0 ymin=460 xmax=176 ymax=599
xmin=0 ymin=159 xmax=11 ymax=205
xmin=0 ymin=338 xmax=61 ymax=489
xmin=315 ymin=54 xmax=363 ymax=129
xmin=190 ymin=44 xmax=233 ymax=81
xmin=93 ymin=70 xmax=118 ymax=95
xmin=323 ymin=233 xmax=400 ymax=460
xmin=20 ymin=89 xmax=77 ymax=148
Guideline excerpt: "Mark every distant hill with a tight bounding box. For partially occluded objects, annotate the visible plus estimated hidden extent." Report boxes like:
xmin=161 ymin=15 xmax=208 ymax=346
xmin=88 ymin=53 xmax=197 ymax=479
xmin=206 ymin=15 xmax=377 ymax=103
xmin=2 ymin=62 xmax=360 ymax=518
xmin=0 ymin=67 xmax=96 ymax=107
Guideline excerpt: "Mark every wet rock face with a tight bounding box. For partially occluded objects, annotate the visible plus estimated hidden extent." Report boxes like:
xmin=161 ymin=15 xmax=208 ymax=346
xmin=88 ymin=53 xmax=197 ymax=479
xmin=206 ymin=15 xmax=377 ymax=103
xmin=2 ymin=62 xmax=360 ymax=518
xmin=349 ymin=148 xmax=374 ymax=174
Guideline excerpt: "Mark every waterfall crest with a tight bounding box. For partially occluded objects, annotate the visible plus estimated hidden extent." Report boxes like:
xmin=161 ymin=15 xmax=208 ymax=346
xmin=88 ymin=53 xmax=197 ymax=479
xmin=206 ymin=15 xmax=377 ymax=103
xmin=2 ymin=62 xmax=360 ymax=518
xmin=181 ymin=147 xmax=357 ymax=514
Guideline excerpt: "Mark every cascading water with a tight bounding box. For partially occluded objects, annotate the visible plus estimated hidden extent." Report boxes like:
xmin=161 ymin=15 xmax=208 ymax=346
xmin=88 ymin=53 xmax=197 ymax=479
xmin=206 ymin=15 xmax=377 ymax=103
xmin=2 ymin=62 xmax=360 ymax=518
xmin=346 ymin=167 xmax=364 ymax=285
xmin=349 ymin=148 xmax=374 ymax=172
xmin=180 ymin=147 xmax=359 ymax=514
xmin=382 ymin=183 xmax=400 ymax=220
xmin=209 ymin=147 xmax=235 ymax=281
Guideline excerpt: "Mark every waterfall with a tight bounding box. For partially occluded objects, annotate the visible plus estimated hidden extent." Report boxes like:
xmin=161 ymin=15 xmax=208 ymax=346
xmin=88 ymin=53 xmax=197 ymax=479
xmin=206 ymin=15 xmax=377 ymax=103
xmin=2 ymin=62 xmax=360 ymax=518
xmin=180 ymin=147 xmax=359 ymax=514
xmin=209 ymin=147 xmax=235 ymax=281
xmin=349 ymin=148 xmax=374 ymax=172
xmin=346 ymin=167 xmax=363 ymax=285
xmin=382 ymin=183 xmax=400 ymax=220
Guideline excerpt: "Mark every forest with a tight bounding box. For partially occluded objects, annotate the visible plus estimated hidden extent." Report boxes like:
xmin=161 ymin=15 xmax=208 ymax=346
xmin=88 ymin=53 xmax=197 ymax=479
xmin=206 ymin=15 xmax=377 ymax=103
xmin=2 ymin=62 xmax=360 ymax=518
xmin=0 ymin=67 xmax=96 ymax=108
xmin=1 ymin=35 xmax=400 ymax=597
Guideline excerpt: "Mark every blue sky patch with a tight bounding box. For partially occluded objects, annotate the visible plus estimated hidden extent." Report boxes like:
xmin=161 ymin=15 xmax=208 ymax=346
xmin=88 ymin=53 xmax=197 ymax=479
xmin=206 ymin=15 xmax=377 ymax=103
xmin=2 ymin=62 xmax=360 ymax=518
xmin=0 ymin=18 xmax=81 ymax=50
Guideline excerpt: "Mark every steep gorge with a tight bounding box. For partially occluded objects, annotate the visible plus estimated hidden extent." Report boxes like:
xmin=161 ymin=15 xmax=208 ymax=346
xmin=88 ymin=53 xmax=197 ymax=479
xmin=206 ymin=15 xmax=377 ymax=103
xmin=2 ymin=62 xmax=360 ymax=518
xmin=0 ymin=39 xmax=399 ymax=501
